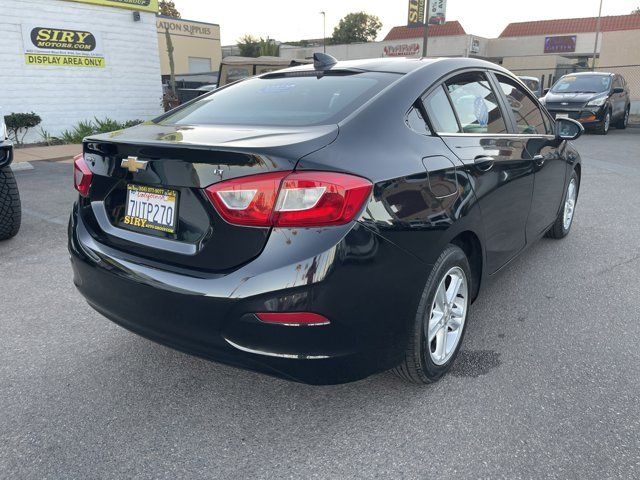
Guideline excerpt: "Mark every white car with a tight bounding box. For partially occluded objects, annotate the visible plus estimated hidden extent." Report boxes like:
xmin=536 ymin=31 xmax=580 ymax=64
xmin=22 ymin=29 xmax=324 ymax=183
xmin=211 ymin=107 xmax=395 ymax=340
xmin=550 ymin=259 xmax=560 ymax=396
xmin=0 ymin=111 xmax=21 ymax=240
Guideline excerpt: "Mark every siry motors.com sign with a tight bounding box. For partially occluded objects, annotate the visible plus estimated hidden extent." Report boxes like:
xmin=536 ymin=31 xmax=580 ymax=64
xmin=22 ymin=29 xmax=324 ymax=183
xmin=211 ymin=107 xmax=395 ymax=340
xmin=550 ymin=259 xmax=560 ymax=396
xmin=23 ymin=25 xmax=105 ymax=68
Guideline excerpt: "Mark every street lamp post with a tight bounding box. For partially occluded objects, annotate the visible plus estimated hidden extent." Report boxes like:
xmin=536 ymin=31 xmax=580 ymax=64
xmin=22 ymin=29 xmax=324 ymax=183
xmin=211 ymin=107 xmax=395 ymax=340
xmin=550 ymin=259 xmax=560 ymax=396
xmin=320 ymin=11 xmax=326 ymax=53
xmin=422 ymin=0 xmax=431 ymax=57
xmin=592 ymin=0 xmax=604 ymax=70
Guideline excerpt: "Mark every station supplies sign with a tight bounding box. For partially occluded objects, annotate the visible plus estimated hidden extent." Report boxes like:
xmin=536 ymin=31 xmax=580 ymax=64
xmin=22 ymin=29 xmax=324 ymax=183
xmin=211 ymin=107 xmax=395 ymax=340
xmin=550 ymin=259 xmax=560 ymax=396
xmin=428 ymin=0 xmax=447 ymax=25
xmin=23 ymin=25 xmax=106 ymax=68
xmin=544 ymin=36 xmax=577 ymax=54
xmin=156 ymin=18 xmax=216 ymax=39
xmin=407 ymin=0 xmax=426 ymax=27
xmin=62 ymin=0 xmax=158 ymax=12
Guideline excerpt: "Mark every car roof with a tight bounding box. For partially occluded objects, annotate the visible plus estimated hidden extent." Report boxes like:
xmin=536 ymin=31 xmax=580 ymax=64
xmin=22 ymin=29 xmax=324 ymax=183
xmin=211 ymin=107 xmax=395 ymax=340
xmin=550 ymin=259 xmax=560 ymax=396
xmin=519 ymin=76 xmax=539 ymax=81
xmin=275 ymin=57 xmax=514 ymax=76
xmin=564 ymin=71 xmax=613 ymax=77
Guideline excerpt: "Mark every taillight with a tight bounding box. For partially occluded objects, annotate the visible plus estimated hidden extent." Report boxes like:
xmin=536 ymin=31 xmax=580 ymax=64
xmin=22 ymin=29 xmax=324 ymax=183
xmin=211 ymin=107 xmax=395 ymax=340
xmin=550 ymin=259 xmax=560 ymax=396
xmin=73 ymin=154 xmax=92 ymax=197
xmin=204 ymin=171 xmax=372 ymax=228
xmin=205 ymin=172 xmax=286 ymax=226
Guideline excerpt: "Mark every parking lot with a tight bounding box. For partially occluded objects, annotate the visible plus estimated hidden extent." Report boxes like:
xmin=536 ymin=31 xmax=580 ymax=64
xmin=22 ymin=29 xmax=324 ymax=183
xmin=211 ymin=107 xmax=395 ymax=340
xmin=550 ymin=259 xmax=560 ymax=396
xmin=1 ymin=129 xmax=639 ymax=479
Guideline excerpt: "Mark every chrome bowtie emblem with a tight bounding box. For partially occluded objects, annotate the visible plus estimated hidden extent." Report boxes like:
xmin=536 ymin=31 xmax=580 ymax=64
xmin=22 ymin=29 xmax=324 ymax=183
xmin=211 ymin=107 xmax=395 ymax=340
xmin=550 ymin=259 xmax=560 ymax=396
xmin=121 ymin=156 xmax=148 ymax=173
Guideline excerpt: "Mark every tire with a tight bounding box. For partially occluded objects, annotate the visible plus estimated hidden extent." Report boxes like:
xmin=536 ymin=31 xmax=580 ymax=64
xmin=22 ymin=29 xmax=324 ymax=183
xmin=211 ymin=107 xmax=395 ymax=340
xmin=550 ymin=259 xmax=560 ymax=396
xmin=546 ymin=170 xmax=579 ymax=240
xmin=393 ymin=244 xmax=472 ymax=384
xmin=0 ymin=166 xmax=21 ymax=241
xmin=595 ymin=109 xmax=611 ymax=135
xmin=616 ymin=105 xmax=630 ymax=130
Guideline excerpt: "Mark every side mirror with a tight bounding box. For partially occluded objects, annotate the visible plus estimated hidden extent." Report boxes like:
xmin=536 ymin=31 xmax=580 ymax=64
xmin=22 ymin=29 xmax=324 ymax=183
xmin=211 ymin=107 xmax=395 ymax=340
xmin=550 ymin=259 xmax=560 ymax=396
xmin=543 ymin=88 xmax=550 ymax=95
xmin=613 ymin=87 xmax=624 ymax=94
xmin=556 ymin=118 xmax=584 ymax=141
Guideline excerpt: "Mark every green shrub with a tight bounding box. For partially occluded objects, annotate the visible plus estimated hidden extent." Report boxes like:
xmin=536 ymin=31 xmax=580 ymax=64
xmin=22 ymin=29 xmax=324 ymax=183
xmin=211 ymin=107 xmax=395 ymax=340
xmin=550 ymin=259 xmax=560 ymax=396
xmin=56 ymin=118 xmax=143 ymax=144
xmin=38 ymin=127 xmax=63 ymax=146
xmin=5 ymin=112 xmax=42 ymax=145
xmin=94 ymin=117 xmax=122 ymax=133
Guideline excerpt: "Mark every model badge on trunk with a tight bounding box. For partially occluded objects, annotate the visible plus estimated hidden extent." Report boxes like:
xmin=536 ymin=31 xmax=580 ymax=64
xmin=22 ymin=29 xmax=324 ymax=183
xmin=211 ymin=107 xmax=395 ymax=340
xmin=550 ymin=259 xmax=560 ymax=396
xmin=121 ymin=156 xmax=149 ymax=173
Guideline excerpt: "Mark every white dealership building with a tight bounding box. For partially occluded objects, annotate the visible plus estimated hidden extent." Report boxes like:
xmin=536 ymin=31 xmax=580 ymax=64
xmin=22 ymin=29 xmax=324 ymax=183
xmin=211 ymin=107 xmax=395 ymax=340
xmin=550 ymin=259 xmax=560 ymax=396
xmin=0 ymin=0 xmax=163 ymax=143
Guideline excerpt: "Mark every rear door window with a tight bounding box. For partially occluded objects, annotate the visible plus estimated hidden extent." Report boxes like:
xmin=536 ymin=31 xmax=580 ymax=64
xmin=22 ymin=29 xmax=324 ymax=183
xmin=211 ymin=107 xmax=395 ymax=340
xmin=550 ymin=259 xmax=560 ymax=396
xmin=160 ymin=72 xmax=399 ymax=127
xmin=423 ymin=86 xmax=460 ymax=134
xmin=496 ymin=74 xmax=552 ymax=135
xmin=445 ymin=72 xmax=508 ymax=134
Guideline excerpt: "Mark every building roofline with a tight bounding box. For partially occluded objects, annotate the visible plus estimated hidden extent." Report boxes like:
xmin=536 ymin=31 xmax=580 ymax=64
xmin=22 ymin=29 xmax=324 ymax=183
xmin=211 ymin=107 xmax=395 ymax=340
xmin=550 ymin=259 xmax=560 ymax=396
xmin=383 ymin=21 xmax=467 ymax=41
xmin=156 ymin=14 xmax=220 ymax=27
xmin=499 ymin=14 xmax=640 ymax=37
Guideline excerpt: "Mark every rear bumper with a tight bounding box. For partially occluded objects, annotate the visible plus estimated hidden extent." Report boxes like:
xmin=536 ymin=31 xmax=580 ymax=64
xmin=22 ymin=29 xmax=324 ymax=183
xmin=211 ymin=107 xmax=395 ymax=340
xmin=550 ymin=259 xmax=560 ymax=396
xmin=0 ymin=141 xmax=13 ymax=168
xmin=69 ymin=204 xmax=429 ymax=384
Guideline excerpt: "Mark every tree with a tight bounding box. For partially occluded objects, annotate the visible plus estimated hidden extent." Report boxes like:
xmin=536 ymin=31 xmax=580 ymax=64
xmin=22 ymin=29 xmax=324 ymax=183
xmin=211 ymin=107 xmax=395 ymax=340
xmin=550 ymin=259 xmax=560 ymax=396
xmin=5 ymin=112 xmax=42 ymax=145
xmin=163 ymin=28 xmax=179 ymax=111
xmin=159 ymin=0 xmax=181 ymax=18
xmin=633 ymin=7 xmax=640 ymax=14
xmin=258 ymin=38 xmax=279 ymax=56
xmin=331 ymin=12 xmax=382 ymax=45
xmin=237 ymin=35 xmax=261 ymax=57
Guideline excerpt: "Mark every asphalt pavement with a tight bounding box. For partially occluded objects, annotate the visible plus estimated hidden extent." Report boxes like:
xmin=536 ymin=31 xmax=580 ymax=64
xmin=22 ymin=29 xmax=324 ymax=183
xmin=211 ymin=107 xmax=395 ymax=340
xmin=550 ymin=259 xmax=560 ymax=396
xmin=1 ymin=130 xmax=639 ymax=479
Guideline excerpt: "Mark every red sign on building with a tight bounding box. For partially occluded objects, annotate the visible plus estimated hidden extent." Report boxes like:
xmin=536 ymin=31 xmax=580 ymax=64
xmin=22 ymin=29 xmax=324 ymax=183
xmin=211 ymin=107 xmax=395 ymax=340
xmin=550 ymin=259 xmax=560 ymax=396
xmin=384 ymin=43 xmax=421 ymax=57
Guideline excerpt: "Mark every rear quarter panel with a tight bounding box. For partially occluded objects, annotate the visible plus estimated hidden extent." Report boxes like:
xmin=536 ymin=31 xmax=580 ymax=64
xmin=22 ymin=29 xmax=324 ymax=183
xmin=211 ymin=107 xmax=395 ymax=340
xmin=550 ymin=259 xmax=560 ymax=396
xmin=296 ymin=60 xmax=487 ymax=268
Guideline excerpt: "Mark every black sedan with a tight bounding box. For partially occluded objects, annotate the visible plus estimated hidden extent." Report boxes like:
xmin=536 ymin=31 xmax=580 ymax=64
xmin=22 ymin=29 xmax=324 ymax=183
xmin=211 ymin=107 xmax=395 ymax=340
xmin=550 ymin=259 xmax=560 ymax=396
xmin=69 ymin=55 xmax=584 ymax=385
xmin=541 ymin=72 xmax=631 ymax=135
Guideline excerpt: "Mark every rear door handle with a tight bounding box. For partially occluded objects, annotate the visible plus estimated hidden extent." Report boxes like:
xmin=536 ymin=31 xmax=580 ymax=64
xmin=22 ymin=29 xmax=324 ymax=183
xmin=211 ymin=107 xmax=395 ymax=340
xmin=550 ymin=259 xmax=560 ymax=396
xmin=474 ymin=156 xmax=495 ymax=172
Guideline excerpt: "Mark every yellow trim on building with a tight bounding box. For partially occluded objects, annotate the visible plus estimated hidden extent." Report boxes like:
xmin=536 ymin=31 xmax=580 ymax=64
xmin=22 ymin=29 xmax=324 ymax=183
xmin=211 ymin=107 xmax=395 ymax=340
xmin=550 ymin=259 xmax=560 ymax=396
xmin=25 ymin=53 xmax=106 ymax=67
xmin=62 ymin=0 xmax=158 ymax=13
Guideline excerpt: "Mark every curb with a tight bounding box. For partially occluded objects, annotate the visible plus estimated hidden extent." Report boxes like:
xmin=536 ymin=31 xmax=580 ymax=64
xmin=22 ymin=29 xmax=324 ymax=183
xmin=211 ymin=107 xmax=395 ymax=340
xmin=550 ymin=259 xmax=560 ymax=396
xmin=14 ymin=154 xmax=77 ymax=164
xmin=42 ymin=155 xmax=77 ymax=162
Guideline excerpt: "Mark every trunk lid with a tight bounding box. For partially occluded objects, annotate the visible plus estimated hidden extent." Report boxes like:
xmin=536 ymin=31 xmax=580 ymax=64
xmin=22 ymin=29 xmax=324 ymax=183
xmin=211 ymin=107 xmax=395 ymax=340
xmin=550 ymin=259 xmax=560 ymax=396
xmin=80 ymin=122 xmax=338 ymax=272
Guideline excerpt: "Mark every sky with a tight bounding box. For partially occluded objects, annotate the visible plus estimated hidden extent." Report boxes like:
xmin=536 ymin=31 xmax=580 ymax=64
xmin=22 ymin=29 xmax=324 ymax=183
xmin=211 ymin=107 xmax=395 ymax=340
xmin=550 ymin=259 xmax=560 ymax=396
xmin=172 ymin=0 xmax=640 ymax=45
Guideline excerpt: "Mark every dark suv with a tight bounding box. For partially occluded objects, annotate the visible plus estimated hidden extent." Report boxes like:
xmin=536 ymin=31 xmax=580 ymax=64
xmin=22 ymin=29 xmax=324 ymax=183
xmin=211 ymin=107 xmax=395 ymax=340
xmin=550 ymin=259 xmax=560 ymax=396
xmin=541 ymin=72 xmax=631 ymax=135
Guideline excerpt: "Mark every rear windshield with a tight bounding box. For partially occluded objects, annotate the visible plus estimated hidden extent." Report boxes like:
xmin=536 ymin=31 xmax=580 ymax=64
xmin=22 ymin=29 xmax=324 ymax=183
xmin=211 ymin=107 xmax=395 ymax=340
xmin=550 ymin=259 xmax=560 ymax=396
xmin=159 ymin=72 xmax=399 ymax=127
xmin=551 ymin=75 xmax=611 ymax=94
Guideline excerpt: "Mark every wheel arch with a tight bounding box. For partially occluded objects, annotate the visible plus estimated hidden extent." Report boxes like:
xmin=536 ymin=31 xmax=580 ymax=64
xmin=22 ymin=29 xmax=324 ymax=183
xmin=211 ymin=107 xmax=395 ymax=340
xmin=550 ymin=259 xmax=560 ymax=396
xmin=449 ymin=230 xmax=483 ymax=302
xmin=573 ymin=161 xmax=582 ymax=199
xmin=574 ymin=162 xmax=581 ymax=183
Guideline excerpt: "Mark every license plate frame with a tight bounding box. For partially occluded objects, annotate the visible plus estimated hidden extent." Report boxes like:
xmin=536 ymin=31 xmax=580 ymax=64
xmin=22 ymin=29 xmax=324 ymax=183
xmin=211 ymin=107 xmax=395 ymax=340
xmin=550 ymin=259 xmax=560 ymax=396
xmin=124 ymin=184 xmax=178 ymax=234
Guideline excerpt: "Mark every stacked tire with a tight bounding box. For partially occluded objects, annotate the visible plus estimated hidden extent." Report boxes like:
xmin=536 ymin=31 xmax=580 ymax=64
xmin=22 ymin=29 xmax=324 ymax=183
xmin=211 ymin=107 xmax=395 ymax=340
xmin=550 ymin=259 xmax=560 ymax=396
xmin=0 ymin=166 xmax=21 ymax=240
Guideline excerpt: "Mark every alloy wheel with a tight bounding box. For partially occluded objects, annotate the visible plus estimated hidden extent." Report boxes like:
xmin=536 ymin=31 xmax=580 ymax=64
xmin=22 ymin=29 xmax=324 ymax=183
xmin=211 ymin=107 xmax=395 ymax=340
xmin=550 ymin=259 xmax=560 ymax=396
xmin=426 ymin=267 xmax=469 ymax=365
xmin=604 ymin=112 xmax=610 ymax=133
xmin=624 ymin=108 xmax=630 ymax=127
xmin=563 ymin=178 xmax=577 ymax=231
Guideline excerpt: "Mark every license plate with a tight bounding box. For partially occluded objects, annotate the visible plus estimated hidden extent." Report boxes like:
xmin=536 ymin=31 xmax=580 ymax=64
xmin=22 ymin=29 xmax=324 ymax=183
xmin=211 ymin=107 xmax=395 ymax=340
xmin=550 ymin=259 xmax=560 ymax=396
xmin=124 ymin=184 xmax=178 ymax=234
xmin=556 ymin=113 xmax=569 ymax=119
